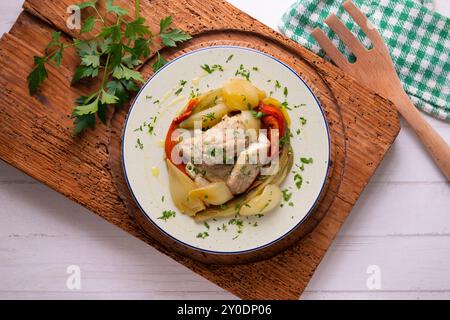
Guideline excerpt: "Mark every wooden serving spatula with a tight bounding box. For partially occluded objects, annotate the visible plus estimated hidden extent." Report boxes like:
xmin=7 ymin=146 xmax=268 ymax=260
xmin=312 ymin=0 xmax=450 ymax=180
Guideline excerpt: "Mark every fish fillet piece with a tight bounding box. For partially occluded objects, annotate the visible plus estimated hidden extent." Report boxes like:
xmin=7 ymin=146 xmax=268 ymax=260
xmin=178 ymin=114 xmax=249 ymax=166
xmin=226 ymin=141 xmax=269 ymax=195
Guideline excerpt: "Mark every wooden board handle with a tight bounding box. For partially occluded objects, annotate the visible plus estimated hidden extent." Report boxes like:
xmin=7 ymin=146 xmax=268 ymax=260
xmin=393 ymin=91 xmax=450 ymax=181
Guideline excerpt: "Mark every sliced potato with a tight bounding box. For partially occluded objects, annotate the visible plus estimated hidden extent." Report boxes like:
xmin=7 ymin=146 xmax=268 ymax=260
xmin=194 ymin=143 xmax=294 ymax=222
xmin=262 ymin=97 xmax=291 ymax=127
xmin=189 ymin=181 xmax=234 ymax=206
xmin=239 ymin=184 xmax=282 ymax=216
xmin=222 ymin=78 xmax=261 ymax=111
xmin=166 ymin=160 xmax=205 ymax=216
xmin=179 ymin=103 xmax=229 ymax=129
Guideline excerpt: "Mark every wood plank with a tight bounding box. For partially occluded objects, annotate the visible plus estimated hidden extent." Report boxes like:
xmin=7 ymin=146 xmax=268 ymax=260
xmin=372 ymin=126 xmax=450 ymax=182
xmin=0 ymin=0 xmax=22 ymax=34
xmin=2 ymin=179 xmax=447 ymax=299
xmin=0 ymin=0 xmax=400 ymax=299
xmin=0 ymin=291 xmax=235 ymax=300
xmin=306 ymin=236 xmax=450 ymax=292
xmin=1 ymin=235 xmax=449 ymax=298
xmin=340 ymin=182 xmax=450 ymax=236
xmin=302 ymin=291 xmax=450 ymax=300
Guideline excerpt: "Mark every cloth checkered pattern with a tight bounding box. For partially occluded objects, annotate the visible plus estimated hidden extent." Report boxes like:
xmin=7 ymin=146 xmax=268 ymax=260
xmin=280 ymin=0 xmax=450 ymax=120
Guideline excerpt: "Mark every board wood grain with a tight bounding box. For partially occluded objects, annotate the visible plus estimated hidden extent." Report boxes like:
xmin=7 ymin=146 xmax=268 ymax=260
xmin=0 ymin=0 xmax=400 ymax=299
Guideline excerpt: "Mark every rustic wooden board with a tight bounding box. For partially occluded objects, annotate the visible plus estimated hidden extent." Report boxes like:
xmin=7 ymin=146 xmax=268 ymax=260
xmin=0 ymin=0 xmax=400 ymax=299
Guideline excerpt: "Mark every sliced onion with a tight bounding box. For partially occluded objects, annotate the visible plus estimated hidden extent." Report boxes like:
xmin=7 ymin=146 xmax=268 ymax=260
xmin=194 ymin=88 xmax=223 ymax=113
xmin=189 ymin=181 xmax=234 ymax=206
xmin=239 ymin=184 xmax=282 ymax=216
xmin=179 ymin=103 xmax=229 ymax=129
xmin=222 ymin=78 xmax=261 ymax=111
xmin=166 ymin=160 xmax=205 ymax=216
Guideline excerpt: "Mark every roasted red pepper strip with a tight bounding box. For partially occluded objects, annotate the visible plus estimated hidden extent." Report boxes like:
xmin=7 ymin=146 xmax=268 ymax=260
xmin=258 ymin=103 xmax=287 ymax=142
xmin=165 ymin=99 xmax=198 ymax=174
xmin=173 ymin=98 xmax=198 ymax=124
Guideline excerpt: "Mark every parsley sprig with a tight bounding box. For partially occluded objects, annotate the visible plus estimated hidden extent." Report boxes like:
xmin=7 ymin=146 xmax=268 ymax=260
xmin=27 ymin=0 xmax=191 ymax=135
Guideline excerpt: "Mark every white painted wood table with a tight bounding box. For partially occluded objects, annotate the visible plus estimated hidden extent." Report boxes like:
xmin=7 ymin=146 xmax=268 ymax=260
xmin=0 ymin=0 xmax=449 ymax=300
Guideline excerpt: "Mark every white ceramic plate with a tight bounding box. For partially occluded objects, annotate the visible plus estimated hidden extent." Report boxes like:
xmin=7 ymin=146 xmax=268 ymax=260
xmin=123 ymin=46 xmax=330 ymax=254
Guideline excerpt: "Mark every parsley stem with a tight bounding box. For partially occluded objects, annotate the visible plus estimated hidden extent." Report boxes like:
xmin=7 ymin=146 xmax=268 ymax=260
xmin=100 ymin=52 xmax=112 ymax=91
xmin=42 ymin=43 xmax=74 ymax=63
xmin=136 ymin=0 xmax=140 ymax=18
xmin=93 ymin=7 xmax=105 ymax=23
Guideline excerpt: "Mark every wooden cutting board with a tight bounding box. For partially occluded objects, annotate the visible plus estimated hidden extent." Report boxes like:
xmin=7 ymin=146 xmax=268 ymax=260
xmin=0 ymin=0 xmax=400 ymax=299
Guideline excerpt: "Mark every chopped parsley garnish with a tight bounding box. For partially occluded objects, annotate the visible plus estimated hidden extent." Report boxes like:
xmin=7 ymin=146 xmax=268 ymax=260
xmin=252 ymin=66 xmax=259 ymax=71
xmin=228 ymin=218 xmax=244 ymax=227
xmin=294 ymin=173 xmax=303 ymax=189
xmin=135 ymin=138 xmax=144 ymax=149
xmin=251 ymin=111 xmax=265 ymax=119
xmin=283 ymin=87 xmax=288 ymax=98
xmin=196 ymin=232 xmax=209 ymax=239
xmin=158 ymin=210 xmax=176 ymax=221
xmin=226 ymin=54 xmax=234 ymax=63
xmin=282 ymin=189 xmax=293 ymax=202
xmin=204 ymin=222 xmax=210 ymax=230
xmin=281 ymin=101 xmax=291 ymax=110
xmin=174 ymin=80 xmax=187 ymax=95
xmin=201 ymin=64 xmax=224 ymax=74
xmin=275 ymin=80 xmax=281 ymax=90
xmin=189 ymin=88 xmax=200 ymax=99
xmin=300 ymin=117 xmax=307 ymax=125
xmin=294 ymin=103 xmax=307 ymax=108
xmin=279 ymin=131 xmax=291 ymax=146
xmin=228 ymin=218 xmax=244 ymax=238
xmin=153 ymin=100 xmax=160 ymax=104
xmin=235 ymin=64 xmax=250 ymax=80
xmin=146 ymin=117 xmax=157 ymax=135
xmin=291 ymin=155 xmax=313 ymax=189
xmin=301 ymin=157 xmax=314 ymax=164
xmin=203 ymin=112 xmax=216 ymax=122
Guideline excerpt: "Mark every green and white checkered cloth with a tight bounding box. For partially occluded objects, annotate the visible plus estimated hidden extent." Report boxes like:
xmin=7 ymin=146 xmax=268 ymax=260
xmin=280 ymin=0 xmax=450 ymax=120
